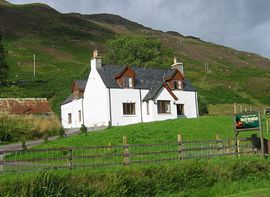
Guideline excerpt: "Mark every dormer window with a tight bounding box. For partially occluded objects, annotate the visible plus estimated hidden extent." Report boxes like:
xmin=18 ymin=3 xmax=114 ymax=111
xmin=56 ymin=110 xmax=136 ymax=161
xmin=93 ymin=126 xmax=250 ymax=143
xmin=173 ymin=80 xmax=183 ymax=90
xmin=114 ymin=66 xmax=136 ymax=88
xmin=123 ymin=77 xmax=133 ymax=88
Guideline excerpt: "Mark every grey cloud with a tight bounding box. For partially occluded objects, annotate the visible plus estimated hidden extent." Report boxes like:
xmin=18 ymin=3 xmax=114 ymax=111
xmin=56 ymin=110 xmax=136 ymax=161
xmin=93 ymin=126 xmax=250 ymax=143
xmin=8 ymin=0 xmax=270 ymax=58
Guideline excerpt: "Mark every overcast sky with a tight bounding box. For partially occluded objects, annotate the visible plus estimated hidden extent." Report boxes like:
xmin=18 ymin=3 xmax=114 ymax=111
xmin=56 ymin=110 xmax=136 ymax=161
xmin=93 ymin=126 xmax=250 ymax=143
xmin=8 ymin=0 xmax=270 ymax=59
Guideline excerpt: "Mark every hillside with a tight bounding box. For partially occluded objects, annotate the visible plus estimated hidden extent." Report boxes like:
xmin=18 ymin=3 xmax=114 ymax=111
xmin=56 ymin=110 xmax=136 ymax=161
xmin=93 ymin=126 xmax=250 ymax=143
xmin=0 ymin=2 xmax=269 ymax=115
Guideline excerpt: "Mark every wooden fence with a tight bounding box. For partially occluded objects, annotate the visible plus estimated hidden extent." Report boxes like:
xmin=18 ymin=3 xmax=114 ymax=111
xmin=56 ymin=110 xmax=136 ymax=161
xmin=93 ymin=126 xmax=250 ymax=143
xmin=0 ymin=135 xmax=258 ymax=174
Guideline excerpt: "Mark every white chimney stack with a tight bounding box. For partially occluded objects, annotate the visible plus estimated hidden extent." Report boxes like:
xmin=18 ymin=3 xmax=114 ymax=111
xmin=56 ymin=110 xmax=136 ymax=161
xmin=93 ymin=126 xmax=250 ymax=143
xmin=93 ymin=49 xmax=98 ymax=58
xmin=91 ymin=49 xmax=102 ymax=70
xmin=171 ymin=57 xmax=184 ymax=75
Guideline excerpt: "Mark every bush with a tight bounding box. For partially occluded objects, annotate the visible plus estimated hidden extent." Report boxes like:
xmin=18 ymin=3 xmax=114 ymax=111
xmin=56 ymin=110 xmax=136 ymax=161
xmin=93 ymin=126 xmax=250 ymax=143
xmin=80 ymin=124 xmax=87 ymax=134
xmin=0 ymin=114 xmax=60 ymax=143
xmin=58 ymin=127 xmax=65 ymax=137
xmin=198 ymin=95 xmax=209 ymax=115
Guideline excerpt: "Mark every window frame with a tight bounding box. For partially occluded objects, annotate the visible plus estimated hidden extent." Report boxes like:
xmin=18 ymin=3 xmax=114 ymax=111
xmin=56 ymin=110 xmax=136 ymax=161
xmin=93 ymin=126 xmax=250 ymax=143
xmin=123 ymin=76 xmax=133 ymax=88
xmin=177 ymin=104 xmax=185 ymax=116
xmin=173 ymin=80 xmax=183 ymax=90
xmin=78 ymin=110 xmax=82 ymax=122
xmin=68 ymin=113 xmax=72 ymax=124
xmin=123 ymin=103 xmax=136 ymax=115
xmin=157 ymin=100 xmax=171 ymax=114
xmin=146 ymin=101 xmax=150 ymax=115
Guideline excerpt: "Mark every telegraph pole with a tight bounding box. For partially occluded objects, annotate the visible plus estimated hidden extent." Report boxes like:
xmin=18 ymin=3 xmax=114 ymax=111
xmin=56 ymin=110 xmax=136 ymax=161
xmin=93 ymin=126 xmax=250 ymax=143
xmin=33 ymin=54 xmax=36 ymax=77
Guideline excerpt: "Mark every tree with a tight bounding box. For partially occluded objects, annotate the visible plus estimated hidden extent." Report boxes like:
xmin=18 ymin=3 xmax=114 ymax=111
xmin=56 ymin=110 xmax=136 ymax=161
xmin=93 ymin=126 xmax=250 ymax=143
xmin=104 ymin=35 xmax=173 ymax=68
xmin=0 ymin=34 xmax=8 ymax=84
xmin=198 ymin=95 xmax=209 ymax=116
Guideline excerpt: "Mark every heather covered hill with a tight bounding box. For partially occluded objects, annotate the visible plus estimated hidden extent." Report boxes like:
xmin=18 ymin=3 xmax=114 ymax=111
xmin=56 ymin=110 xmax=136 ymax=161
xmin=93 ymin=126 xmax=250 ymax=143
xmin=0 ymin=1 xmax=269 ymax=115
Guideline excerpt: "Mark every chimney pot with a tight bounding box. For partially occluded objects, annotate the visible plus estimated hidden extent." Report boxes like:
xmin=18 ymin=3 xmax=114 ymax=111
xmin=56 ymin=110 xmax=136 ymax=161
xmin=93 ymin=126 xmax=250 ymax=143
xmin=174 ymin=57 xmax=178 ymax=64
xmin=93 ymin=49 xmax=98 ymax=58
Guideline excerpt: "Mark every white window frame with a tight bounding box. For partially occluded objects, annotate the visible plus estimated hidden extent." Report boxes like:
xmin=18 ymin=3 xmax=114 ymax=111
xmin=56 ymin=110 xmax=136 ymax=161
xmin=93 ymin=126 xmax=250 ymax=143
xmin=157 ymin=100 xmax=171 ymax=114
xmin=123 ymin=103 xmax=136 ymax=115
xmin=123 ymin=77 xmax=133 ymax=88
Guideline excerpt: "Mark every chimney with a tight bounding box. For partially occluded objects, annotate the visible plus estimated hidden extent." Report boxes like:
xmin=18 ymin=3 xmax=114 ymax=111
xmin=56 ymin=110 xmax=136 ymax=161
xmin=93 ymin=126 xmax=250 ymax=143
xmin=174 ymin=57 xmax=177 ymax=64
xmin=171 ymin=57 xmax=184 ymax=75
xmin=93 ymin=49 xmax=98 ymax=58
xmin=91 ymin=49 xmax=102 ymax=70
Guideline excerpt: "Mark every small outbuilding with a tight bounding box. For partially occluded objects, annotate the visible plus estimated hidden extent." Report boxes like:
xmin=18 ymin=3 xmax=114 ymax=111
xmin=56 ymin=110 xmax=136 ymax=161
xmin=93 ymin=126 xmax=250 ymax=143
xmin=0 ymin=98 xmax=53 ymax=115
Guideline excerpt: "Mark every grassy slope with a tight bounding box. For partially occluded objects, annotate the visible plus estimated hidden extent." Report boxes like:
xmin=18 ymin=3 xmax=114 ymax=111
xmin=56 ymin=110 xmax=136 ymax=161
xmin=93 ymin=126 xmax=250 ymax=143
xmin=0 ymin=2 xmax=269 ymax=116
xmin=36 ymin=116 xmax=270 ymax=148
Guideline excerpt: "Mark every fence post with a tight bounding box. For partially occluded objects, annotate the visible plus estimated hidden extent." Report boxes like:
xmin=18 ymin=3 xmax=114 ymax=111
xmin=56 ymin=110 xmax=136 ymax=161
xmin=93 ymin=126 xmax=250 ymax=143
xmin=68 ymin=148 xmax=73 ymax=169
xmin=226 ymin=140 xmax=231 ymax=154
xmin=234 ymin=103 xmax=237 ymax=114
xmin=123 ymin=136 xmax=129 ymax=166
xmin=108 ymin=142 xmax=112 ymax=151
xmin=216 ymin=134 xmax=221 ymax=154
xmin=0 ymin=152 xmax=3 ymax=172
xmin=178 ymin=134 xmax=183 ymax=160
xmin=237 ymin=140 xmax=241 ymax=156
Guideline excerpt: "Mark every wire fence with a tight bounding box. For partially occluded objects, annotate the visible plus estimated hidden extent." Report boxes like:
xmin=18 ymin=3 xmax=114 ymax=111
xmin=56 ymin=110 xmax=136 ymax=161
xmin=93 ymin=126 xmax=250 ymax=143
xmin=0 ymin=136 xmax=259 ymax=174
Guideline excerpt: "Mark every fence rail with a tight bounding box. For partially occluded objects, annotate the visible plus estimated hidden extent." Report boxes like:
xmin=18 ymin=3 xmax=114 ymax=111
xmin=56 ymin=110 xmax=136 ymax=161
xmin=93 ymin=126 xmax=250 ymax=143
xmin=0 ymin=135 xmax=259 ymax=174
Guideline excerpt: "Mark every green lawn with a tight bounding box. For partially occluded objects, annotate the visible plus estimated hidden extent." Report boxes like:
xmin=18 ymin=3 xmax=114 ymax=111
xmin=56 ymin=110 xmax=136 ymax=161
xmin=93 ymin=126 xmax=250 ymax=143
xmin=37 ymin=115 xmax=269 ymax=148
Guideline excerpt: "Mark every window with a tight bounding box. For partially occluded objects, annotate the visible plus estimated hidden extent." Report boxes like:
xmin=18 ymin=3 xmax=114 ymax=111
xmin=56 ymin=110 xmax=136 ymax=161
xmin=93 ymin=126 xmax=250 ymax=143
xmin=123 ymin=103 xmax=135 ymax=115
xmin=123 ymin=77 xmax=133 ymax=88
xmin=177 ymin=104 xmax=184 ymax=116
xmin=173 ymin=80 xmax=183 ymax=90
xmin=68 ymin=113 xmax=72 ymax=124
xmin=78 ymin=110 xmax=81 ymax=122
xmin=146 ymin=101 xmax=150 ymax=115
xmin=157 ymin=101 xmax=171 ymax=114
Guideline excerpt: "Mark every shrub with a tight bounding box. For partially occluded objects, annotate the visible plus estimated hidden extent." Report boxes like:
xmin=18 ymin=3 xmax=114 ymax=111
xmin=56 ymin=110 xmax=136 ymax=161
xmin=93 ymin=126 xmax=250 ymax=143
xmin=80 ymin=124 xmax=87 ymax=134
xmin=21 ymin=139 xmax=27 ymax=151
xmin=0 ymin=114 xmax=60 ymax=143
xmin=198 ymin=95 xmax=209 ymax=115
xmin=58 ymin=127 xmax=65 ymax=137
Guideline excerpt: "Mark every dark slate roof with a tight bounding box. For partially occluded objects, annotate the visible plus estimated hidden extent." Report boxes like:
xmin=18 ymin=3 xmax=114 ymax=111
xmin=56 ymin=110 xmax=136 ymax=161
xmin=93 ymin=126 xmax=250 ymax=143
xmin=63 ymin=64 xmax=196 ymax=105
xmin=62 ymin=94 xmax=75 ymax=105
xmin=74 ymin=80 xmax=87 ymax=90
xmin=97 ymin=64 xmax=196 ymax=101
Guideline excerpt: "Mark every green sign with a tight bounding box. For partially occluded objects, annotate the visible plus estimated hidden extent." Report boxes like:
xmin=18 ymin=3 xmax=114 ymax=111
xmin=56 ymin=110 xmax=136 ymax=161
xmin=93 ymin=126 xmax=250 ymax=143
xmin=235 ymin=113 xmax=260 ymax=131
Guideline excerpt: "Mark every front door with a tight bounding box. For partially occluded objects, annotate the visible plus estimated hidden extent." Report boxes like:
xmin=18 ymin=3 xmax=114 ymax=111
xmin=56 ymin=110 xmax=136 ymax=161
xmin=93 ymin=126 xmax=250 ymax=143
xmin=176 ymin=104 xmax=184 ymax=117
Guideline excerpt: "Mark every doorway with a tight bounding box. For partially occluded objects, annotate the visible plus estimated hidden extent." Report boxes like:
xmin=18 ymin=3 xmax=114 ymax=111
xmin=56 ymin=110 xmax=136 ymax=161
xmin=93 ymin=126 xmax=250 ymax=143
xmin=176 ymin=104 xmax=184 ymax=117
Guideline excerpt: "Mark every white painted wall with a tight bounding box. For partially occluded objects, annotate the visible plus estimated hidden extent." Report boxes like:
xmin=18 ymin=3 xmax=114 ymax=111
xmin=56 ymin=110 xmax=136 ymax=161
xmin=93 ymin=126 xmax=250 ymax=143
xmin=110 ymin=88 xmax=148 ymax=126
xmin=83 ymin=58 xmax=110 ymax=127
xmin=151 ymin=87 xmax=177 ymax=121
xmin=61 ymin=98 xmax=83 ymax=128
xmin=142 ymin=88 xmax=199 ymax=123
xmin=173 ymin=90 xmax=198 ymax=118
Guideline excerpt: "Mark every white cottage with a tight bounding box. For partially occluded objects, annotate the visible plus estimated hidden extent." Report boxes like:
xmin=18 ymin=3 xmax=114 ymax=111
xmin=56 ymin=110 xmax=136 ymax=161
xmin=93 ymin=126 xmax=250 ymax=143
xmin=61 ymin=50 xmax=199 ymax=128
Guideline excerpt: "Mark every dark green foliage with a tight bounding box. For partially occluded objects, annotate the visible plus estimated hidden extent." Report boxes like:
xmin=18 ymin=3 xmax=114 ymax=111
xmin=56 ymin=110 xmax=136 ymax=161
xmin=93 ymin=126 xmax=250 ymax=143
xmin=0 ymin=116 xmax=27 ymax=143
xmin=58 ymin=127 xmax=65 ymax=137
xmin=104 ymin=35 xmax=173 ymax=67
xmin=198 ymin=95 xmax=209 ymax=115
xmin=44 ymin=134 xmax=49 ymax=143
xmin=0 ymin=34 xmax=8 ymax=84
xmin=0 ymin=115 xmax=58 ymax=144
xmin=80 ymin=124 xmax=87 ymax=134
xmin=1 ymin=158 xmax=270 ymax=196
xmin=21 ymin=139 xmax=27 ymax=150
